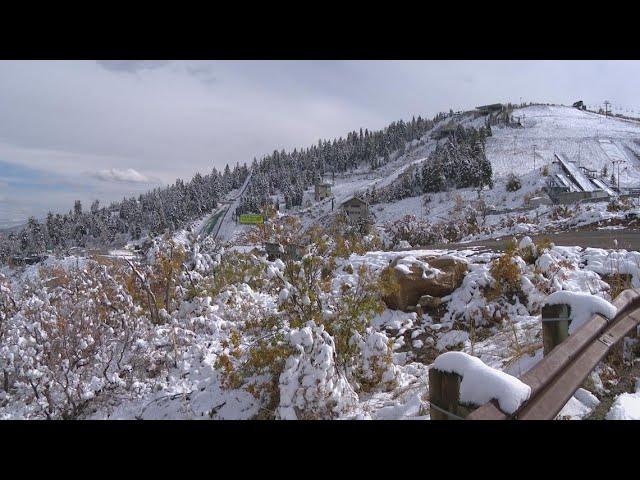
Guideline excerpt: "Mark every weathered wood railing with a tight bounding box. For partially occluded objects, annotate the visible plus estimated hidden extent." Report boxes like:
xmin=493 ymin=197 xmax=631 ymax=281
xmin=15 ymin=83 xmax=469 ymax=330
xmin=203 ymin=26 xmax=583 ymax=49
xmin=429 ymin=289 xmax=640 ymax=420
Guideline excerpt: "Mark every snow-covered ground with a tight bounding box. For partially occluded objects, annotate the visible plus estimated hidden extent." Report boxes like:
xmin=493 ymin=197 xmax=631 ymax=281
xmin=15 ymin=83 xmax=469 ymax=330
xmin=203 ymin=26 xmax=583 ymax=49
xmin=487 ymin=105 xmax=640 ymax=185
xmin=3 ymin=224 xmax=640 ymax=420
xmin=4 ymin=105 xmax=640 ymax=421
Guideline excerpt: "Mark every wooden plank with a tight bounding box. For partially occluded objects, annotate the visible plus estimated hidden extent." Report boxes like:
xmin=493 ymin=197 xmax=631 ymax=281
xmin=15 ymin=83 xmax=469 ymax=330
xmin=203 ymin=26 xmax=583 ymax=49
xmin=518 ymin=308 xmax=640 ymax=420
xmin=465 ymin=400 xmax=509 ymax=420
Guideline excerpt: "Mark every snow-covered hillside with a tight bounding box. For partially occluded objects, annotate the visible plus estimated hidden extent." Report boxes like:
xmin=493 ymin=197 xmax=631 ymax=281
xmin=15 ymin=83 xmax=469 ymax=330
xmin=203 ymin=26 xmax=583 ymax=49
xmin=210 ymin=105 xmax=639 ymax=248
xmin=487 ymin=105 xmax=640 ymax=184
xmin=4 ymin=103 xmax=640 ymax=421
xmin=3 ymin=231 xmax=639 ymax=420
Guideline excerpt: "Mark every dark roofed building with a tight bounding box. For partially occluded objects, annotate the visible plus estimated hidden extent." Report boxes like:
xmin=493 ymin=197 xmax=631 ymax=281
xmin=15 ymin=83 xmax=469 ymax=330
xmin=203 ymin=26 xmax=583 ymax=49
xmin=476 ymin=103 xmax=503 ymax=114
xmin=431 ymin=121 xmax=458 ymax=140
xmin=572 ymin=100 xmax=586 ymax=110
xmin=341 ymin=196 xmax=369 ymax=223
xmin=314 ymin=180 xmax=332 ymax=201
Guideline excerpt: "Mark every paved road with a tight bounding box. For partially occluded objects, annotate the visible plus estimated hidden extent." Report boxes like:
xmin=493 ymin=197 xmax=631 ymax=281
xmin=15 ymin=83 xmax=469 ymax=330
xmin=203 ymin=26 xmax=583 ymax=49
xmin=438 ymin=228 xmax=640 ymax=252
xmin=202 ymin=170 xmax=252 ymax=242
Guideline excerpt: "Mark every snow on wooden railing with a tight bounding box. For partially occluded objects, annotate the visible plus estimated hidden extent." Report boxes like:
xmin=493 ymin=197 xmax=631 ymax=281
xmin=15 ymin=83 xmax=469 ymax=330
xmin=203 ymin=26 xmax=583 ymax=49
xmin=461 ymin=289 xmax=640 ymax=420
xmin=429 ymin=352 xmax=530 ymax=420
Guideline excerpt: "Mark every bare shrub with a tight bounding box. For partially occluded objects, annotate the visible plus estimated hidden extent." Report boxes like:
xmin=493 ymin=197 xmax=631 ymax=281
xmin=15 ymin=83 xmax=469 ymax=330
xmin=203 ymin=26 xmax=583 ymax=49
xmin=487 ymin=252 xmax=524 ymax=302
xmin=607 ymin=197 xmax=632 ymax=213
xmin=506 ymin=173 xmax=522 ymax=192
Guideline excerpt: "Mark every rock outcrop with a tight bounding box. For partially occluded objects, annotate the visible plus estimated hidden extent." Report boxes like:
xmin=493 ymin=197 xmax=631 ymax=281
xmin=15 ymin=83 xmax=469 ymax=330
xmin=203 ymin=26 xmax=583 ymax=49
xmin=382 ymin=255 xmax=468 ymax=311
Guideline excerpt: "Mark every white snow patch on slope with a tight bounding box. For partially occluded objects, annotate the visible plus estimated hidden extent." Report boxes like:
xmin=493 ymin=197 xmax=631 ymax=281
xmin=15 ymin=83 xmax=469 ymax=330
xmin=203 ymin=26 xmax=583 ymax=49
xmin=432 ymin=351 xmax=531 ymax=414
xmin=606 ymin=392 xmax=640 ymax=420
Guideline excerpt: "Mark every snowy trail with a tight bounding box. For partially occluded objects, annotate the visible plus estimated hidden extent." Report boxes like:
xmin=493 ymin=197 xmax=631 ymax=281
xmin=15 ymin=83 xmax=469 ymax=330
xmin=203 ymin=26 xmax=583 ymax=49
xmin=212 ymin=169 xmax=253 ymax=242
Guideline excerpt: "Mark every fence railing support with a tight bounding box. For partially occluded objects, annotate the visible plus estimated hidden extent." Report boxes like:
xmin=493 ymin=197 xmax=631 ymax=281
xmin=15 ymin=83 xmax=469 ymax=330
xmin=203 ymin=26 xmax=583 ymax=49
xmin=541 ymin=303 xmax=571 ymax=356
xmin=468 ymin=289 xmax=640 ymax=420
xmin=429 ymin=368 xmax=462 ymax=420
xmin=428 ymin=368 xmax=478 ymax=420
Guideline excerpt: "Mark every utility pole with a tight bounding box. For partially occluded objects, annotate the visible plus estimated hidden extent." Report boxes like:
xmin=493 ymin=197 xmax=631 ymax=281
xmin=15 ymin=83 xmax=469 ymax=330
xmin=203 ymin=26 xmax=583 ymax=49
xmin=611 ymin=159 xmax=622 ymax=192
xmin=604 ymin=100 xmax=611 ymax=118
xmin=577 ymin=142 xmax=581 ymax=167
xmin=618 ymin=159 xmax=621 ymax=192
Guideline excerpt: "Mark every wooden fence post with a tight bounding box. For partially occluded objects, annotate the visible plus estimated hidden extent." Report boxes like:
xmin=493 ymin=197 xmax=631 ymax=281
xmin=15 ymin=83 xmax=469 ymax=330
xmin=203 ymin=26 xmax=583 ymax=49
xmin=541 ymin=303 xmax=571 ymax=356
xmin=428 ymin=368 xmax=467 ymax=420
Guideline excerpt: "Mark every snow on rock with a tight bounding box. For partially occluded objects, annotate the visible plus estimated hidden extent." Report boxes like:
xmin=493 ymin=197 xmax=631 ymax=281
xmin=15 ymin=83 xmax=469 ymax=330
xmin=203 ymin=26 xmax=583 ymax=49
xmin=371 ymin=309 xmax=417 ymax=331
xmin=557 ymin=388 xmax=600 ymax=420
xmin=544 ymin=291 xmax=617 ymax=334
xmin=393 ymin=256 xmax=443 ymax=279
xmin=432 ymin=351 xmax=531 ymax=414
xmin=436 ymin=330 xmax=470 ymax=351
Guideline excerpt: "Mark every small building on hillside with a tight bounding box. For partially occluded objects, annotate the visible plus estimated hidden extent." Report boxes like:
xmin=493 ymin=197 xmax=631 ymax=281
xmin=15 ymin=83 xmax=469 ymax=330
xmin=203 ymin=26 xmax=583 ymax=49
xmin=314 ymin=180 xmax=333 ymax=201
xmin=341 ymin=196 xmax=370 ymax=223
xmin=431 ymin=121 xmax=458 ymax=140
xmin=476 ymin=103 xmax=503 ymax=114
xmin=572 ymin=100 xmax=586 ymax=110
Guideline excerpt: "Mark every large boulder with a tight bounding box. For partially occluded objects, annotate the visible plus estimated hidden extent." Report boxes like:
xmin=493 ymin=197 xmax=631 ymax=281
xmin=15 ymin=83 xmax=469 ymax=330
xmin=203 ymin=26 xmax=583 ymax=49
xmin=382 ymin=255 xmax=468 ymax=311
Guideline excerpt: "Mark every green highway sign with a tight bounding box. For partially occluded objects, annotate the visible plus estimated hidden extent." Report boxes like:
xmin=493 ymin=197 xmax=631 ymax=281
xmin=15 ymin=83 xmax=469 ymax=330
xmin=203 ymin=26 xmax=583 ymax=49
xmin=239 ymin=214 xmax=264 ymax=225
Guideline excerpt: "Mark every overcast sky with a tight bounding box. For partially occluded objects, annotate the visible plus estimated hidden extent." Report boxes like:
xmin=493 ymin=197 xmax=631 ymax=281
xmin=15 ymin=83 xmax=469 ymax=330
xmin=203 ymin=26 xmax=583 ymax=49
xmin=1 ymin=60 xmax=639 ymax=227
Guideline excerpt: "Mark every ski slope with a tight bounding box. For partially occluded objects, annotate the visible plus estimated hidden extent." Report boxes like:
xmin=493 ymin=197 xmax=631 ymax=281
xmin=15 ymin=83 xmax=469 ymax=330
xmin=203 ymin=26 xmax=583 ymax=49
xmin=487 ymin=105 xmax=640 ymax=186
xmin=555 ymin=153 xmax=597 ymax=192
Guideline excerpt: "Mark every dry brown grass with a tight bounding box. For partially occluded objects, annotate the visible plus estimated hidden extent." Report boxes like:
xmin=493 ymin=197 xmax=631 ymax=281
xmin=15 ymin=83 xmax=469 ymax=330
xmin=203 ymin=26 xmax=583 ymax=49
xmin=487 ymin=252 xmax=522 ymax=301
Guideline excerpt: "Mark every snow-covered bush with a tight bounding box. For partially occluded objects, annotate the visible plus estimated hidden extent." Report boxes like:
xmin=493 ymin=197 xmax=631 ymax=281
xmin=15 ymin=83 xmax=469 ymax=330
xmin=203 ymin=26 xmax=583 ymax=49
xmin=0 ymin=261 xmax=161 ymax=419
xmin=185 ymin=251 xmax=267 ymax=302
xmin=550 ymin=205 xmax=572 ymax=220
xmin=0 ymin=272 xmax=15 ymax=327
xmin=505 ymin=173 xmax=522 ymax=192
xmin=213 ymin=251 xmax=396 ymax=418
xmin=354 ymin=328 xmax=398 ymax=392
xmin=385 ymin=215 xmax=434 ymax=247
xmin=215 ymin=316 xmax=293 ymax=418
xmin=241 ymin=207 xmax=303 ymax=246
xmin=606 ymin=196 xmax=632 ymax=213
xmin=276 ymin=321 xmax=358 ymax=420
xmin=122 ymin=239 xmax=187 ymax=324
xmin=444 ymin=262 xmax=524 ymax=328
xmin=517 ymin=236 xmax=538 ymax=264
xmin=0 ymin=273 xmax=16 ymax=393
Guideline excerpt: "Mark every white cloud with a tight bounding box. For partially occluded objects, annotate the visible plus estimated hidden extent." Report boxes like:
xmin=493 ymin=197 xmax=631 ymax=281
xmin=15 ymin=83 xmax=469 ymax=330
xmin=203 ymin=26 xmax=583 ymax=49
xmin=95 ymin=168 xmax=152 ymax=183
